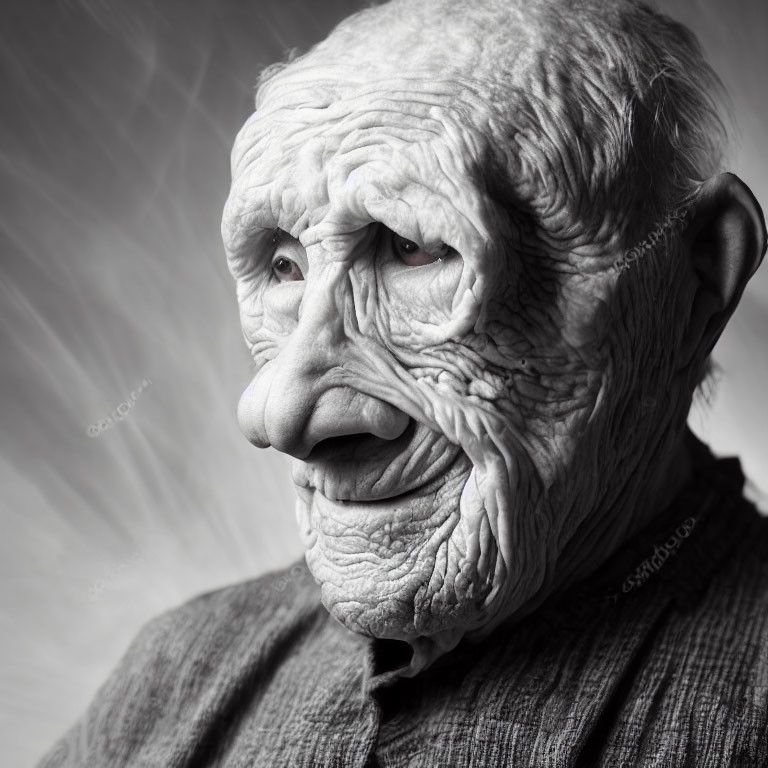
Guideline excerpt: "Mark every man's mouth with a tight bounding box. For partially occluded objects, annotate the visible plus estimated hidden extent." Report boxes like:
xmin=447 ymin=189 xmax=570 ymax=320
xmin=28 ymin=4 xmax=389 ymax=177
xmin=291 ymin=419 xmax=466 ymax=503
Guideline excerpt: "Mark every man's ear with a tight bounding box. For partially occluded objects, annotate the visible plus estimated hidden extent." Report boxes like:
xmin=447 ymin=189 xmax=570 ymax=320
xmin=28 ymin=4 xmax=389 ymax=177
xmin=678 ymin=172 xmax=767 ymax=373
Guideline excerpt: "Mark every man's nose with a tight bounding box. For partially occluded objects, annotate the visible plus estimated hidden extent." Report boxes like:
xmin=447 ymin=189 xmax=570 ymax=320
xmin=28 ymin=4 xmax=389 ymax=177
xmin=237 ymin=276 xmax=409 ymax=460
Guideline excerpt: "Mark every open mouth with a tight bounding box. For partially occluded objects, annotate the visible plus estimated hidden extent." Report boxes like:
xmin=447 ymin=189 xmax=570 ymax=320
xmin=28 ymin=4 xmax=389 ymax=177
xmin=305 ymin=418 xmax=419 ymax=464
xmin=292 ymin=419 xmax=467 ymax=503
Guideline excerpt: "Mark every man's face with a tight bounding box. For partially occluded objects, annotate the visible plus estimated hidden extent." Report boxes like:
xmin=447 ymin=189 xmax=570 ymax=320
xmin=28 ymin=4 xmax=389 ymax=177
xmin=221 ymin=1 xmax=661 ymax=651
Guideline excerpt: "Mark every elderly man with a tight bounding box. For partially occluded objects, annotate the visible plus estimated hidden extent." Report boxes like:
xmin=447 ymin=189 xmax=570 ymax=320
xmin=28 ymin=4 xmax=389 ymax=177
xmin=40 ymin=0 xmax=767 ymax=765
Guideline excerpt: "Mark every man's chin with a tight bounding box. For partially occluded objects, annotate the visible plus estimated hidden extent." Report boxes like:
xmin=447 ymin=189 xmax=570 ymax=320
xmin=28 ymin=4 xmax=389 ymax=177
xmin=295 ymin=468 xmax=498 ymax=642
xmin=308 ymin=548 xmax=483 ymax=642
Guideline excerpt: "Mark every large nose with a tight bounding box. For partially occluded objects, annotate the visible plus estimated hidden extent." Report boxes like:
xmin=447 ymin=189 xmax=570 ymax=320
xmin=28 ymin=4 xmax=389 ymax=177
xmin=237 ymin=270 xmax=409 ymax=459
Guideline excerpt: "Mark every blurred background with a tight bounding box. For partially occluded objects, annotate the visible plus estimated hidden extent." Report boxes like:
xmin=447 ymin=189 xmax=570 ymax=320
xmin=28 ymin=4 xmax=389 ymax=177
xmin=0 ymin=0 xmax=765 ymax=764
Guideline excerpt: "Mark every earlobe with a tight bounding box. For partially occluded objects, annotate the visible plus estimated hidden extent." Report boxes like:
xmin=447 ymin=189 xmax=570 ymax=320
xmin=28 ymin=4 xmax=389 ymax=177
xmin=678 ymin=172 xmax=767 ymax=372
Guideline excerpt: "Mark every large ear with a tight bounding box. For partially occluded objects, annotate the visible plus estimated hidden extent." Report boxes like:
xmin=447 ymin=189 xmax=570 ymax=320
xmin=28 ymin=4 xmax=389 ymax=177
xmin=678 ymin=172 xmax=767 ymax=374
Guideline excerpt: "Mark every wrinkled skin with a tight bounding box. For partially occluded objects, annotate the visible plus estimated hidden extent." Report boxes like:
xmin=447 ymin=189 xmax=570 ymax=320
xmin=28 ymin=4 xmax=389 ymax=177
xmin=222 ymin=0 xmax=764 ymax=673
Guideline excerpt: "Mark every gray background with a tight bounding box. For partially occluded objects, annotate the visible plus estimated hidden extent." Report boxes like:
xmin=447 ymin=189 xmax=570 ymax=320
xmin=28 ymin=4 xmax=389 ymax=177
xmin=1 ymin=0 xmax=766 ymax=764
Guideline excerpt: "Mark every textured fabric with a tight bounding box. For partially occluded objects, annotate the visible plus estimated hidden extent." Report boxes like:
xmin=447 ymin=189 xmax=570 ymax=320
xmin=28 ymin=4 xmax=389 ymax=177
xmin=38 ymin=439 xmax=768 ymax=767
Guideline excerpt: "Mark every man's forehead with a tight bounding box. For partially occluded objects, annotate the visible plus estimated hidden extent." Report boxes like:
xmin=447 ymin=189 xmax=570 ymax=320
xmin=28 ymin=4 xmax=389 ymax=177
xmin=227 ymin=77 xmax=498 ymax=256
xmin=229 ymin=0 xmax=542 ymax=240
xmin=226 ymin=0 xmax=652 ymax=260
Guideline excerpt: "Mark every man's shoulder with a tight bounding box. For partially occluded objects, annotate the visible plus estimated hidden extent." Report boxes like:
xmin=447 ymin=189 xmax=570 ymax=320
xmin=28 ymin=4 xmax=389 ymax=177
xmin=150 ymin=558 xmax=321 ymax=635
xmin=603 ymin=499 xmax=768 ymax=765
xmin=130 ymin=558 xmax=324 ymax=673
xmin=36 ymin=559 xmax=326 ymax=767
xmin=619 ymin=494 xmax=768 ymax=701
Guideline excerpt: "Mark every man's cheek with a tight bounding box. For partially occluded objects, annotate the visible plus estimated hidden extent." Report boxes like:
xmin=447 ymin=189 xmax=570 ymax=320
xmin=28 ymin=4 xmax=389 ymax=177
xmin=261 ymin=281 xmax=303 ymax=333
xmin=376 ymin=258 xmax=464 ymax=346
xmin=236 ymin=273 xmax=305 ymax=357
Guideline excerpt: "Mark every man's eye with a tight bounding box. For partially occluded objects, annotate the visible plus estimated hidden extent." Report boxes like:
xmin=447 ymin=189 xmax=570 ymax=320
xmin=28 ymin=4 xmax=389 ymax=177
xmin=392 ymin=233 xmax=452 ymax=266
xmin=269 ymin=228 xmax=305 ymax=282
xmin=271 ymin=255 xmax=304 ymax=282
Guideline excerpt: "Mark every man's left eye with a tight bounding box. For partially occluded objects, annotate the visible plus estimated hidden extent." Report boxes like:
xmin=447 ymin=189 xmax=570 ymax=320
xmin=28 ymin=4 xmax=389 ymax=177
xmin=271 ymin=255 xmax=304 ymax=282
xmin=392 ymin=233 xmax=452 ymax=267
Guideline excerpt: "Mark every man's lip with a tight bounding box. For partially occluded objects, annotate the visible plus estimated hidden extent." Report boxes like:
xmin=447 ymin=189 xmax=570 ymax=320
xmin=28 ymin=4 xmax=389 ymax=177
xmin=297 ymin=445 xmax=470 ymax=504
xmin=335 ymin=460 xmax=456 ymax=504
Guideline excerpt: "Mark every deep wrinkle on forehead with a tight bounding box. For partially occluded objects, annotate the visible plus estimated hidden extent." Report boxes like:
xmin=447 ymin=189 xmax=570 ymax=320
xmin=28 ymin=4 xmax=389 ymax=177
xmin=225 ymin=73 xmax=511 ymax=275
xmin=227 ymin=0 xmax=710 ymax=284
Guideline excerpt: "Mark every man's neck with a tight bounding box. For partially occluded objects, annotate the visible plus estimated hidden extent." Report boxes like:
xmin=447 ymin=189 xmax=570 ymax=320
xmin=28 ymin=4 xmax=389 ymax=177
xmin=519 ymin=427 xmax=698 ymax=626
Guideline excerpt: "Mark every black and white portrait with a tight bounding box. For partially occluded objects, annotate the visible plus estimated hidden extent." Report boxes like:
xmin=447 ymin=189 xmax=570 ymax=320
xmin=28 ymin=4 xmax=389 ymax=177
xmin=2 ymin=1 xmax=767 ymax=766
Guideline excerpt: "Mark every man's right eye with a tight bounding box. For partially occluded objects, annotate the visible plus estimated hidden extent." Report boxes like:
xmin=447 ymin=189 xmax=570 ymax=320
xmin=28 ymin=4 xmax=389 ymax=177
xmin=269 ymin=228 xmax=306 ymax=282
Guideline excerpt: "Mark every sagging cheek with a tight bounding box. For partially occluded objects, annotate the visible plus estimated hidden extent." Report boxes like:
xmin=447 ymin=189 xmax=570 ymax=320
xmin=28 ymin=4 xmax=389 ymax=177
xmin=376 ymin=255 xmax=464 ymax=346
xmin=262 ymin=281 xmax=303 ymax=325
